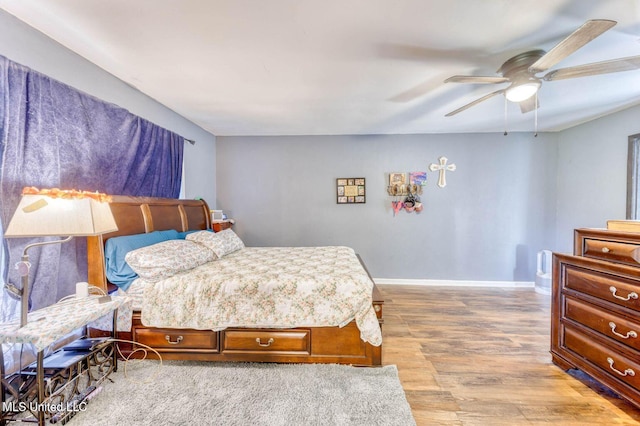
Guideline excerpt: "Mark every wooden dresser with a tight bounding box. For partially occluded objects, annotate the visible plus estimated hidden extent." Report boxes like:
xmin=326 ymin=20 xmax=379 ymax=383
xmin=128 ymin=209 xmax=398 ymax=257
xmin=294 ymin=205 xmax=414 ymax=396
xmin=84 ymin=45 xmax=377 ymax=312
xmin=552 ymin=228 xmax=640 ymax=408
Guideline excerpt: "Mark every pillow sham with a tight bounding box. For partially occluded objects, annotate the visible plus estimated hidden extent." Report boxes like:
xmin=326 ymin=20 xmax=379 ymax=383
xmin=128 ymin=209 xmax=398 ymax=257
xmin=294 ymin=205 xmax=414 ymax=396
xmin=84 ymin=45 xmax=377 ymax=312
xmin=105 ymin=229 xmax=179 ymax=291
xmin=125 ymin=239 xmax=215 ymax=282
xmin=186 ymin=229 xmax=245 ymax=258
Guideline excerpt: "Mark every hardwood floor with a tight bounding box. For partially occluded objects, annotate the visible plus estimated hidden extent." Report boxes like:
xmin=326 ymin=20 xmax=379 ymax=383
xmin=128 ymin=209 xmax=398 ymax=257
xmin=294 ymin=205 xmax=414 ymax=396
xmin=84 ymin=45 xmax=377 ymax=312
xmin=379 ymin=285 xmax=640 ymax=425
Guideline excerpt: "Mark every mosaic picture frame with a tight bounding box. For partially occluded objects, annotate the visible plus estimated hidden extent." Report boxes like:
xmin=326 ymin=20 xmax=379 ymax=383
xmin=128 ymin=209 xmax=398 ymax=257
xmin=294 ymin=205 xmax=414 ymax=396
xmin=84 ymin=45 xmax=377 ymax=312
xmin=337 ymin=178 xmax=366 ymax=204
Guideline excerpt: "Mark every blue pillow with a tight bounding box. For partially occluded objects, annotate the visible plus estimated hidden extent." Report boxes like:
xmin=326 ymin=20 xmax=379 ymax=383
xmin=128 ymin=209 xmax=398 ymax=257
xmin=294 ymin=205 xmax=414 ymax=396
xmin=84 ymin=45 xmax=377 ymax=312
xmin=105 ymin=230 xmax=179 ymax=291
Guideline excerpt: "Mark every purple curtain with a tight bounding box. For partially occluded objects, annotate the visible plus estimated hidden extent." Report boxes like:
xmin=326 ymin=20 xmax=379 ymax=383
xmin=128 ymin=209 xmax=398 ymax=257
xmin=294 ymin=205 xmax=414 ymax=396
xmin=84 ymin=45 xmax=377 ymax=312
xmin=0 ymin=55 xmax=184 ymax=314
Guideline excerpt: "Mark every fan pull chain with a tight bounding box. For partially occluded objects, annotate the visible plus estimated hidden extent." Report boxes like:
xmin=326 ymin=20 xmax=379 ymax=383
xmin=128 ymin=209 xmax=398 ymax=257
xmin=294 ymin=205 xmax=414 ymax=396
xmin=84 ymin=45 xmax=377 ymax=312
xmin=534 ymin=92 xmax=538 ymax=137
xmin=504 ymin=96 xmax=508 ymax=136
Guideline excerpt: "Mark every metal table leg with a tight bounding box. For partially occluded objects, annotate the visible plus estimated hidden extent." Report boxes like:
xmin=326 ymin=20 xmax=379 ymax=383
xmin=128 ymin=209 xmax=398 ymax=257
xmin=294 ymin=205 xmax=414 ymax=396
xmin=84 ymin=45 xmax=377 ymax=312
xmin=36 ymin=351 xmax=44 ymax=426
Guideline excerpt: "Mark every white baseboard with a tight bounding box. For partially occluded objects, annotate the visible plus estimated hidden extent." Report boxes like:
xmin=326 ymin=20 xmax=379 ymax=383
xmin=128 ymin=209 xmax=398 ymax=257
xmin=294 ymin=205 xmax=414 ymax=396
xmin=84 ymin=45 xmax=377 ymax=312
xmin=373 ymin=278 xmax=535 ymax=288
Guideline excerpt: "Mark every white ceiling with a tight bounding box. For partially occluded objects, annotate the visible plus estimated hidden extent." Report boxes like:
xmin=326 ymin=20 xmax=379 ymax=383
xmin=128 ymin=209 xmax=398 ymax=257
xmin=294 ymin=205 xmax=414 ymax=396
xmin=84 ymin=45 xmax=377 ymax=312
xmin=2 ymin=0 xmax=640 ymax=136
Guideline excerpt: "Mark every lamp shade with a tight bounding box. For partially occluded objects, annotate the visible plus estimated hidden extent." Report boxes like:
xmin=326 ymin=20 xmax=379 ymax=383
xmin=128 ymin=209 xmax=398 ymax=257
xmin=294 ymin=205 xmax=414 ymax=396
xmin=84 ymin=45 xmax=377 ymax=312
xmin=505 ymin=81 xmax=541 ymax=103
xmin=4 ymin=192 xmax=118 ymax=237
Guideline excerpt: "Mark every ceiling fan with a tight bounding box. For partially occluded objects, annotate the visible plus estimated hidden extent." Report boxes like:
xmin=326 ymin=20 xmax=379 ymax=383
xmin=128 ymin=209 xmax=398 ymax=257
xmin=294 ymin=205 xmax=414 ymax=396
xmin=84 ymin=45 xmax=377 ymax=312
xmin=444 ymin=19 xmax=640 ymax=117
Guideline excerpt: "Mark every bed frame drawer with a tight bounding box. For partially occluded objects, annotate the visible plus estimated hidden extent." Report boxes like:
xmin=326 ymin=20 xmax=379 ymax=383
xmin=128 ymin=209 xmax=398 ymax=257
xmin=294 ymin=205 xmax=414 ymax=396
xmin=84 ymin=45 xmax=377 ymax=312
xmin=222 ymin=329 xmax=311 ymax=354
xmin=134 ymin=328 xmax=219 ymax=351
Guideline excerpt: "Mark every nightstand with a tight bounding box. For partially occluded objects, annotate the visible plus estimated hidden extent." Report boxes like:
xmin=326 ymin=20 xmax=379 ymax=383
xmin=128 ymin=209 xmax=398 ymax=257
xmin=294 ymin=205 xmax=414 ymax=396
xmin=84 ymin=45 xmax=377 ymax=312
xmin=212 ymin=220 xmax=233 ymax=232
xmin=0 ymin=295 xmax=127 ymax=425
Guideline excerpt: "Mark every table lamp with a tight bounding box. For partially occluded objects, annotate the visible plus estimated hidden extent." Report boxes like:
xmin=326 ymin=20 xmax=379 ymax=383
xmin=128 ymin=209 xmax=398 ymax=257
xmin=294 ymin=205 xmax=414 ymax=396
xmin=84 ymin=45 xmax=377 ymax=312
xmin=3 ymin=187 xmax=118 ymax=327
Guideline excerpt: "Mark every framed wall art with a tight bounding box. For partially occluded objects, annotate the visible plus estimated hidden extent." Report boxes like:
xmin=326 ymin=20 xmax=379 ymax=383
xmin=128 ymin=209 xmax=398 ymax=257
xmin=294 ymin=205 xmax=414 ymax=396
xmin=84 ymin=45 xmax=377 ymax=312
xmin=337 ymin=178 xmax=366 ymax=204
xmin=409 ymin=171 xmax=427 ymax=186
xmin=389 ymin=173 xmax=406 ymax=186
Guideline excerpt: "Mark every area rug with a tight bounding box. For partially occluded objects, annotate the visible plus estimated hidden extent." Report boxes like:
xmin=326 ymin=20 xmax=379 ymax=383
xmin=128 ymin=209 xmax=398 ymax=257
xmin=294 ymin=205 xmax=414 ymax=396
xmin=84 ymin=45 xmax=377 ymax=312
xmin=67 ymin=361 xmax=416 ymax=425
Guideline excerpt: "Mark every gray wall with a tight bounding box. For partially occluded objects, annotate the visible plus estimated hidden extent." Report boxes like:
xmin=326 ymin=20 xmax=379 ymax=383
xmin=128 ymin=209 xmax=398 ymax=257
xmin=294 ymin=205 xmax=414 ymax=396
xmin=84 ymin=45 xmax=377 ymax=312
xmin=0 ymin=10 xmax=216 ymax=202
xmin=217 ymin=133 xmax=558 ymax=281
xmin=555 ymin=105 xmax=640 ymax=253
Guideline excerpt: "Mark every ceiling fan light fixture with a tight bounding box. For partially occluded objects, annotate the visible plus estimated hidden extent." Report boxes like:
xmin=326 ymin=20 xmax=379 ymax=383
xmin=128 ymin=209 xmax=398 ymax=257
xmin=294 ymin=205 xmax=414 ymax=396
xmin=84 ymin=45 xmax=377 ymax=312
xmin=442 ymin=20 xmax=640 ymax=118
xmin=505 ymin=81 xmax=541 ymax=102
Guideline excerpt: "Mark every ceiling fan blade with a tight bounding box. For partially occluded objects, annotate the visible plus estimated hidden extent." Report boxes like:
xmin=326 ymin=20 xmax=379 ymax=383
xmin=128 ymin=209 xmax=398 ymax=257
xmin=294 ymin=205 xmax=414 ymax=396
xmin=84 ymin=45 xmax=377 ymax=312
xmin=519 ymin=96 xmax=539 ymax=114
xmin=529 ymin=19 xmax=617 ymax=74
xmin=445 ymin=90 xmax=505 ymax=117
xmin=445 ymin=75 xmax=509 ymax=84
xmin=543 ymin=55 xmax=640 ymax=81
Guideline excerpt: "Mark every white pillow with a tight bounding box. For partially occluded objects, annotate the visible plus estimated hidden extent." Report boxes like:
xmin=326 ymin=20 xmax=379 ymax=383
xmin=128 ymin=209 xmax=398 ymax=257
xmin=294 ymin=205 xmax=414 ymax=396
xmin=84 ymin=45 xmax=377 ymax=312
xmin=125 ymin=239 xmax=215 ymax=282
xmin=187 ymin=229 xmax=245 ymax=258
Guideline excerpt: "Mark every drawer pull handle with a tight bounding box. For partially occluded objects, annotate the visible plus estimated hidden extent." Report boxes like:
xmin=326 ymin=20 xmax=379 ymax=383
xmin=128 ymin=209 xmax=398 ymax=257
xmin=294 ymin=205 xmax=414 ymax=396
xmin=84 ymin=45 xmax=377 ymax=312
xmin=602 ymin=247 xmax=611 ymax=253
xmin=609 ymin=322 xmax=638 ymax=339
xmin=607 ymin=357 xmax=636 ymax=377
xmin=255 ymin=337 xmax=274 ymax=347
xmin=165 ymin=335 xmax=184 ymax=345
xmin=609 ymin=286 xmax=639 ymax=301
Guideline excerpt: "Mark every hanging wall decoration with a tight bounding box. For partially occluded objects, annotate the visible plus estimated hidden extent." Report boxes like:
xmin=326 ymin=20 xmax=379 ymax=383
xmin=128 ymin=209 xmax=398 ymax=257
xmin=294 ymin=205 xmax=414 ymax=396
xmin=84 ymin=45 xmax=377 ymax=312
xmin=386 ymin=172 xmax=425 ymax=215
xmin=336 ymin=178 xmax=366 ymax=204
xmin=429 ymin=157 xmax=456 ymax=188
xmin=387 ymin=172 xmax=425 ymax=196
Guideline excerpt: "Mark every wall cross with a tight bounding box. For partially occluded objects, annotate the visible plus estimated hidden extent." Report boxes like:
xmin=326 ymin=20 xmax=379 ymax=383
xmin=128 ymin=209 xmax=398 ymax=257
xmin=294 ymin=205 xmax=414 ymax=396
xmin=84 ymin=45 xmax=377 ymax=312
xmin=429 ymin=156 xmax=456 ymax=188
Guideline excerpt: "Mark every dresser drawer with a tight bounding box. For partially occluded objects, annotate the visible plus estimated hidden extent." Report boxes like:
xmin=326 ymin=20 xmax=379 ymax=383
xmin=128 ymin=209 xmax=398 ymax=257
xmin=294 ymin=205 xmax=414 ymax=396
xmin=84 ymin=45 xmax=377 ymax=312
xmin=562 ymin=264 xmax=640 ymax=312
xmin=223 ymin=330 xmax=310 ymax=354
xmin=565 ymin=297 xmax=640 ymax=351
xmin=134 ymin=328 xmax=219 ymax=351
xmin=564 ymin=325 xmax=640 ymax=392
xmin=583 ymin=238 xmax=640 ymax=267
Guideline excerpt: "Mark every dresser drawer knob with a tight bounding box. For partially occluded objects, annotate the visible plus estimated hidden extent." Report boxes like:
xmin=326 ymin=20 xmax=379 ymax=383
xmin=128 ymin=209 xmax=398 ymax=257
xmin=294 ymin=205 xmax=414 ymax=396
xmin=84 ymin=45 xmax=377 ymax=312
xmin=602 ymin=247 xmax=611 ymax=253
xmin=609 ymin=322 xmax=638 ymax=339
xmin=165 ymin=335 xmax=184 ymax=345
xmin=609 ymin=286 xmax=639 ymax=301
xmin=256 ymin=337 xmax=274 ymax=347
xmin=607 ymin=357 xmax=636 ymax=377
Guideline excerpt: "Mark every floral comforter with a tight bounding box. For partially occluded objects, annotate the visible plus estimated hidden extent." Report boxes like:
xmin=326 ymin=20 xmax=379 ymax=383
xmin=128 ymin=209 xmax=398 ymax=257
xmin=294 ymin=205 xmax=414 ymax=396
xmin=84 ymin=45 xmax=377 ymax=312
xmin=140 ymin=246 xmax=382 ymax=346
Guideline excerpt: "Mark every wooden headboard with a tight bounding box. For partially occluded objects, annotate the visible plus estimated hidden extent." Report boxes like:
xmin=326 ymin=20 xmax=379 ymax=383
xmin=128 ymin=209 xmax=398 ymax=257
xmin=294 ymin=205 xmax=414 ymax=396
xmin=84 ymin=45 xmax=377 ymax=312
xmin=87 ymin=196 xmax=211 ymax=292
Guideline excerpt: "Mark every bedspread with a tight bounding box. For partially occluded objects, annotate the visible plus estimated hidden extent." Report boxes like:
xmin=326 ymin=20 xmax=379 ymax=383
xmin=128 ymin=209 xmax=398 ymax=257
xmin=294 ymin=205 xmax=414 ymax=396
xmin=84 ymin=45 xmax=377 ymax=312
xmin=141 ymin=246 xmax=382 ymax=346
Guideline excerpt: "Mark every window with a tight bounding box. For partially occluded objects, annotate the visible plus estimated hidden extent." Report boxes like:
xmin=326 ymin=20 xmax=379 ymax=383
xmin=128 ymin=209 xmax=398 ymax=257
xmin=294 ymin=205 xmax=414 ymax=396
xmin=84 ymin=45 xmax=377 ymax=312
xmin=627 ymin=133 xmax=640 ymax=220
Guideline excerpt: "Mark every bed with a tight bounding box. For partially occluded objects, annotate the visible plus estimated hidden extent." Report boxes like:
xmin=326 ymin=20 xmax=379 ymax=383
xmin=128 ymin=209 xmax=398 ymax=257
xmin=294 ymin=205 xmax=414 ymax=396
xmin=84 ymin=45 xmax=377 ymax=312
xmin=87 ymin=196 xmax=383 ymax=366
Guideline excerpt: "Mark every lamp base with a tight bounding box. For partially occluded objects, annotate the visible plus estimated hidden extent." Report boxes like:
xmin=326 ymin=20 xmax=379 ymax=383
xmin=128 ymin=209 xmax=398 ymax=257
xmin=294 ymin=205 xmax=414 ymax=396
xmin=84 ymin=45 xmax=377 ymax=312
xmin=16 ymin=236 xmax=73 ymax=328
